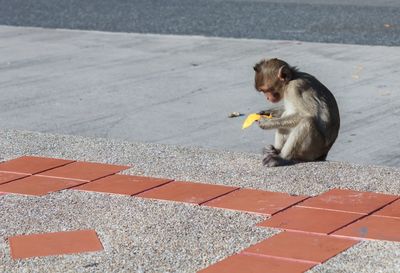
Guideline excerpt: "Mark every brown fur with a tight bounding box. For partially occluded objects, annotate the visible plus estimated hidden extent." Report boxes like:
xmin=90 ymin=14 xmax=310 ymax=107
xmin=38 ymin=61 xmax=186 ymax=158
xmin=254 ymin=58 xmax=340 ymax=167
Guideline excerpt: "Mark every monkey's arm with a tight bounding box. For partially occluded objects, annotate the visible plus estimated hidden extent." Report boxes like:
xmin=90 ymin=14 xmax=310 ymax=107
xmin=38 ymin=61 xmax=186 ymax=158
xmin=258 ymin=106 xmax=284 ymax=118
xmin=258 ymin=114 xmax=302 ymax=130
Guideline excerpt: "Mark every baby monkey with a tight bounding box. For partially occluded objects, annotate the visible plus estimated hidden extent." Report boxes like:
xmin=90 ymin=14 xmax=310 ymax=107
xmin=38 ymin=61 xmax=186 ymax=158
xmin=254 ymin=58 xmax=340 ymax=167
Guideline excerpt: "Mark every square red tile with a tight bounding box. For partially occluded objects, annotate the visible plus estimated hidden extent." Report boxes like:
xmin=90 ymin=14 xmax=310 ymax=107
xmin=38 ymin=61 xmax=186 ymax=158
xmin=333 ymin=215 xmax=400 ymax=242
xmin=136 ymin=181 xmax=239 ymax=205
xmin=0 ymin=156 xmax=74 ymax=175
xmin=73 ymin=174 xmax=173 ymax=195
xmin=197 ymin=254 xmax=314 ymax=273
xmin=37 ymin=161 xmax=130 ymax=182
xmin=373 ymin=199 xmax=400 ymax=219
xmin=297 ymin=188 xmax=398 ymax=214
xmin=203 ymin=188 xmax=308 ymax=215
xmin=243 ymin=231 xmax=358 ymax=264
xmin=257 ymin=207 xmax=363 ymax=234
xmin=9 ymin=229 xmax=103 ymax=259
xmin=0 ymin=176 xmax=85 ymax=196
xmin=0 ymin=172 xmax=28 ymax=185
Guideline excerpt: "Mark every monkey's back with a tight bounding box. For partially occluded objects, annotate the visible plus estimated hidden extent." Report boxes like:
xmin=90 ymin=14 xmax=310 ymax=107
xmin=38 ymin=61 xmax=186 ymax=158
xmin=294 ymin=72 xmax=340 ymax=147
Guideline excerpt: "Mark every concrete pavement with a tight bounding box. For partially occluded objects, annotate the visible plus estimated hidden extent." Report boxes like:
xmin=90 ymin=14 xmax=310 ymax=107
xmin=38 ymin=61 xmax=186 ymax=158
xmin=1 ymin=25 xmax=400 ymax=167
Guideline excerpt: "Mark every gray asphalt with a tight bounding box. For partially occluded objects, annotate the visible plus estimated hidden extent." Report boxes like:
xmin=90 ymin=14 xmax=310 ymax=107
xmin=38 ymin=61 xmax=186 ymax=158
xmin=1 ymin=0 xmax=400 ymax=46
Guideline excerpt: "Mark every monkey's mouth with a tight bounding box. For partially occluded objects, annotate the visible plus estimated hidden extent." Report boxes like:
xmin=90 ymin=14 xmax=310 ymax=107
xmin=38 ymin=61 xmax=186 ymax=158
xmin=266 ymin=92 xmax=280 ymax=103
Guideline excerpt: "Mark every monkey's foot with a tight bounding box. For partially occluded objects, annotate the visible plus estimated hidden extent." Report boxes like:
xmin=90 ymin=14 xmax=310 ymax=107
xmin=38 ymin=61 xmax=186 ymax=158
xmin=262 ymin=153 xmax=294 ymax=167
xmin=262 ymin=154 xmax=282 ymax=167
xmin=262 ymin=145 xmax=279 ymax=156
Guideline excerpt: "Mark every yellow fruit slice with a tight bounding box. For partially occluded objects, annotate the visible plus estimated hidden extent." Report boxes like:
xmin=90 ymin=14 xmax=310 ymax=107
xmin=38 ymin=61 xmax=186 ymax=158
xmin=242 ymin=113 xmax=272 ymax=129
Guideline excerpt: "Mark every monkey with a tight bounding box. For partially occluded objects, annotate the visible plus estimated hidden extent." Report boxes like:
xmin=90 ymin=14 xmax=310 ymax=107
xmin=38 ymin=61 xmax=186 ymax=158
xmin=253 ymin=58 xmax=340 ymax=167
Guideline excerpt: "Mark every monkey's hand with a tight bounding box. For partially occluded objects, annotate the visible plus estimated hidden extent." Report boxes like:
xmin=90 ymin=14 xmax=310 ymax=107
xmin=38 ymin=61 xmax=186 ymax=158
xmin=257 ymin=116 xmax=273 ymax=130
xmin=258 ymin=107 xmax=284 ymax=118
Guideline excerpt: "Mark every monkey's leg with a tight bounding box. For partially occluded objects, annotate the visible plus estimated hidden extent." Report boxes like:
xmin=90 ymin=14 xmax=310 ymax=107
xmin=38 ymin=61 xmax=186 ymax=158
xmin=280 ymin=118 xmax=326 ymax=162
xmin=263 ymin=119 xmax=325 ymax=167
xmin=274 ymin=129 xmax=289 ymax=151
xmin=262 ymin=129 xmax=287 ymax=155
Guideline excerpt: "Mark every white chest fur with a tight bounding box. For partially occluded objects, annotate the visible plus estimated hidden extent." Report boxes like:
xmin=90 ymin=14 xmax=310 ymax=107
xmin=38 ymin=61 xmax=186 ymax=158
xmin=283 ymin=100 xmax=296 ymax=116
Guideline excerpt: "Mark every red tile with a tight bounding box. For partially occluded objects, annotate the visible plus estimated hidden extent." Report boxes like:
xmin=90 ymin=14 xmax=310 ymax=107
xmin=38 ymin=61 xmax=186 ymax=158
xmin=373 ymin=199 xmax=400 ymax=219
xmin=297 ymin=188 xmax=398 ymax=214
xmin=203 ymin=188 xmax=308 ymax=215
xmin=257 ymin=207 xmax=363 ymax=234
xmin=197 ymin=254 xmax=314 ymax=273
xmin=9 ymin=229 xmax=103 ymax=259
xmin=0 ymin=156 xmax=74 ymax=175
xmin=37 ymin=161 xmax=130 ymax=182
xmin=73 ymin=174 xmax=173 ymax=195
xmin=333 ymin=215 xmax=400 ymax=242
xmin=243 ymin=231 xmax=358 ymax=264
xmin=136 ymin=181 xmax=239 ymax=205
xmin=0 ymin=172 xmax=28 ymax=185
xmin=0 ymin=176 xmax=85 ymax=196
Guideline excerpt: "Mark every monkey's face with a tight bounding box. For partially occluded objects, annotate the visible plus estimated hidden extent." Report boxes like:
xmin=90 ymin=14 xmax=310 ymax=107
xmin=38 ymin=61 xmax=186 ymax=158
xmin=258 ymin=84 xmax=282 ymax=103
xmin=254 ymin=66 xmax=284 ymax=104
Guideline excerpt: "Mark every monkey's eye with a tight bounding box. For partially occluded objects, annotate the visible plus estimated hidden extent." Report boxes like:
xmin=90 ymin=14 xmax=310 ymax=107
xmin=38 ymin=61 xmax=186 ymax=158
xmin=260 ymin=87 xmax=273 ymax=93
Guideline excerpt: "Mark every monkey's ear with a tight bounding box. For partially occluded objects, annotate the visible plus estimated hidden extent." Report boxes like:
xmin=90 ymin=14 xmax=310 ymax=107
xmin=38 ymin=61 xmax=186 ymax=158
xmin=253 ymin=64 xmax=261 ymax=73
xmin=278 ymin=65 xmax=292 ymax=82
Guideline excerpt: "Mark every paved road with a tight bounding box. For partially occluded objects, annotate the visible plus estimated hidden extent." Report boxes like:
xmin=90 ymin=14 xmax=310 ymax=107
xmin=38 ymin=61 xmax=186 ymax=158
xmin=1 ymin=26 xmax=400 ymax=167
xmin=1 ymin=0 xmax=400 ymax=46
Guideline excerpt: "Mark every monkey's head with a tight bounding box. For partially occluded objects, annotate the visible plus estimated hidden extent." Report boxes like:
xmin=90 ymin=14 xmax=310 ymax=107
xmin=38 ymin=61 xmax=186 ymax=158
xmin=253 ymin=58 xmax=294 ymax=103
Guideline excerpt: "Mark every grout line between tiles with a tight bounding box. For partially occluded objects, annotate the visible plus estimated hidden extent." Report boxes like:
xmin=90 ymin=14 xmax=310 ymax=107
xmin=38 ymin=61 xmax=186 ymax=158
xmin=0 ymin=171 xmax=32 ymax=175
xmin=37 ymin=171 xmax=123 ymax=184
xmin=198 ymin=187 xmax=241 ymax=206
xmin=296 ymin=195 xmax=400 ymax=216
xmin=256 ymin=227 xmax=364 ymax=239
xmin=61 ymin=181 xmax=91 ymax=191
xmin=328 ymin=233 xmax=369 ymax=241
xmin=240 ymin=251 xmax=320 ymax=265
xmin=294 ymin=205 xmax=369 ymax=215
xmin=368 ymin=196 xmax=400 ymax=215
xmin=0 ymin=174 xmax=30 ymax=186
xmin=0 ymin=159 xmax=77 ymax=176
xmin=327 ymin=217 xmax=365 ymax=235
xmin=327 ymin=197 xmax=400 ymax=235
xmin=369 ymin=214 xmax=400 ymax=220
xmin=30 ymin=160 xmax=77 ymax=175
xmin=130 ymin=179 xmax=175 ymax=196
xmin=269 ymin=196 xmax=312 ymax=216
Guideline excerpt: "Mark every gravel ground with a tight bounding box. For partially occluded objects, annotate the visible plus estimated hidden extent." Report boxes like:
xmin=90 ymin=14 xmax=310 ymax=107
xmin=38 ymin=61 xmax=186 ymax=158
xmin=1 ymin=129 xmax=400 ymax=196
xmin=0 ymin=191 xmax=272 ymax=273
xmin=0 ymin=128 xmax=399 ymax=272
